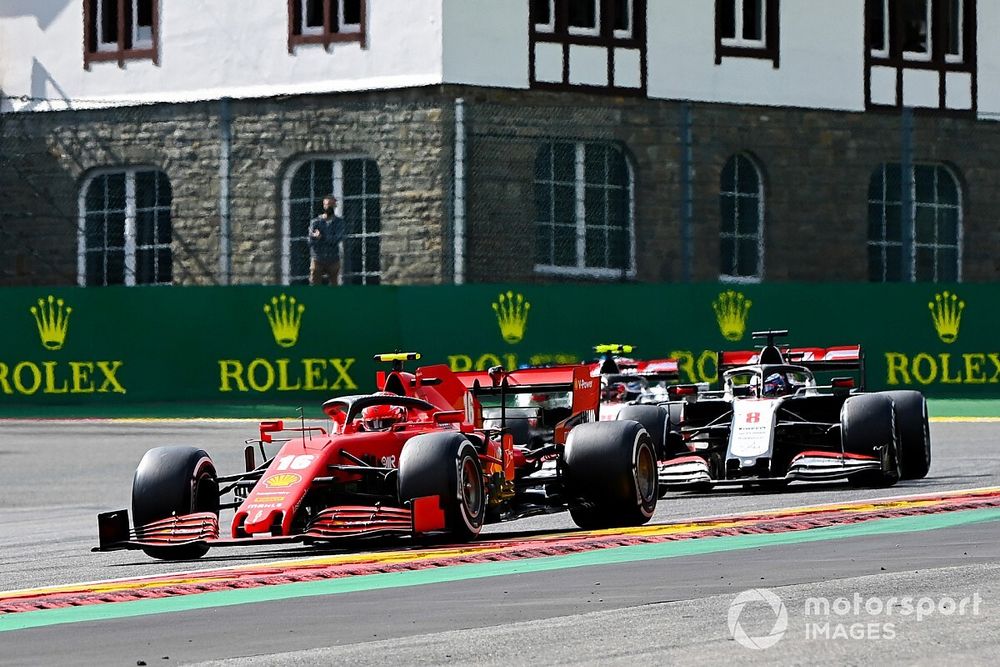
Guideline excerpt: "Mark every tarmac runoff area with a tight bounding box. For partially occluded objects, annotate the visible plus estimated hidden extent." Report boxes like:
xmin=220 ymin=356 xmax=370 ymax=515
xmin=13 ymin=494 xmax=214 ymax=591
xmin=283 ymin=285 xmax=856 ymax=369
xmin=0 ymin=417 xmax=997 ymax=664
xmin=2 ymin=509 xmax=999 ymax=666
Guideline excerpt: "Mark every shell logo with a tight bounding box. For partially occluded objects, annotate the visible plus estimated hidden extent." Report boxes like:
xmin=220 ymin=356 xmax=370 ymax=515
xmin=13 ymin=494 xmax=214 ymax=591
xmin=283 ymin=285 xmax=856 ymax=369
xmin=263 ymin=473 xmax=302 ymax=489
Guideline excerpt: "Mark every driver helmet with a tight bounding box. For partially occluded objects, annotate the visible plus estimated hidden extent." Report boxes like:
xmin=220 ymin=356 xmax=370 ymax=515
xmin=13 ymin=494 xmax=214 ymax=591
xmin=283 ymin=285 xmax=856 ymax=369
xmin=362 ymin=401 xmax=405 ymax=431
xmin=624 ymin=380 xmax=643 ymax=398
xmin=762 ymin=372 xmax=788 ymax=397
xmin=600 ymin=379 xmax=627 ymax=402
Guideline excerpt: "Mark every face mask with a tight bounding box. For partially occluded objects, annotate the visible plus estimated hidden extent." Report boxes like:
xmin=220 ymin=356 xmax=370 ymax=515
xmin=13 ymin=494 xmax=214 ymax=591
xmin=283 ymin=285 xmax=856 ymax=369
xmin=324 ymin=206 xmax=334 ymax=215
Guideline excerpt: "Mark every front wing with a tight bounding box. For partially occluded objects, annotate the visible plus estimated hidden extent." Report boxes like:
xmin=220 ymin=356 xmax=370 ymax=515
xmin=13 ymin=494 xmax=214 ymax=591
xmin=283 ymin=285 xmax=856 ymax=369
xmin=94 ymin=496 xmax=447 ymax=553
xmin=658 ymin=451 xmax=882 ymax=488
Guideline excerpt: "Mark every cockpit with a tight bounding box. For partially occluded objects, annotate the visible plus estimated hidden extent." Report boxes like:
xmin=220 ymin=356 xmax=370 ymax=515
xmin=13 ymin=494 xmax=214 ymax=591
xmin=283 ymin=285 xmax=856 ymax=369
xmin=724 ymin=366 xmax=815 ymax=399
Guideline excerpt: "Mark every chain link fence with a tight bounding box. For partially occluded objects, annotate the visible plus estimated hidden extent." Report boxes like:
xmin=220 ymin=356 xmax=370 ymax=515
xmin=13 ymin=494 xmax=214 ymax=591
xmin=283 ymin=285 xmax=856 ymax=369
xmin=1 ymin=90 xmax=993 ymax=288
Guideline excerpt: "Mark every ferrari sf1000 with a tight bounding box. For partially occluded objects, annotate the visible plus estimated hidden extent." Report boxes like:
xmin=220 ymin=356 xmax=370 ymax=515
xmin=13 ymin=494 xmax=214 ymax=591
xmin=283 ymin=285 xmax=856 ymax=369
xmin=96 ymin=354 xmax=658 ymax=559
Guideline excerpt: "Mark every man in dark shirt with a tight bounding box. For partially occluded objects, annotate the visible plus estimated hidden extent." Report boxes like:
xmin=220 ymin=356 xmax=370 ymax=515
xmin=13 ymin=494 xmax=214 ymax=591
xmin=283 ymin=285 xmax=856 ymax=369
xmin=308 ymin=195 xmax=346 ymax=285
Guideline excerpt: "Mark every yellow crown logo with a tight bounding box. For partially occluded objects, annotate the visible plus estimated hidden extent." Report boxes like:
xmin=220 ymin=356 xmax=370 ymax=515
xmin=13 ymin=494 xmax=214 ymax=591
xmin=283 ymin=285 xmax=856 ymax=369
xmin=929 ymin=291 xmax=964 ymax=344
xmin=713 ymin=290 xmax=752 ymax=342
xmin=492 ymin=291 xmax=530 ymax=344
xmin=30 ymin=295 xmax=72 ymax=351
xmin=263 ymin=294 xmax=305 ymax=348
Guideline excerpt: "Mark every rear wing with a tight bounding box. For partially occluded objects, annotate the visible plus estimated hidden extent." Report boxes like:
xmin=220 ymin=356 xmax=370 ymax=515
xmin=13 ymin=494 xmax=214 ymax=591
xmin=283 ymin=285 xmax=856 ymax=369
xmin=372 ymin=359 xmax=600 ymax=440
xmin=718 ymin=345 xmax=863 ymax=371
xmin=636 ymin=358 xmax=680 ymax=380
xmin=587 ymin=357 xmax=680 ymax=381
xmin=461 ymin=365 xmax=600 ymax=444
xmin=718 ymin=345 xmax=866 ymax=388
xmin=455 ymin=365 xmax=591 ymax=390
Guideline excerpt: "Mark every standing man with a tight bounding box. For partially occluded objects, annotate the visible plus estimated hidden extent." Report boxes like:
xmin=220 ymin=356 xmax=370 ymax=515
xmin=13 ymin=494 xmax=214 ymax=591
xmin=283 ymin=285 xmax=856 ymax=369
xmin=308 ymin=195 xmax=346 ymax=285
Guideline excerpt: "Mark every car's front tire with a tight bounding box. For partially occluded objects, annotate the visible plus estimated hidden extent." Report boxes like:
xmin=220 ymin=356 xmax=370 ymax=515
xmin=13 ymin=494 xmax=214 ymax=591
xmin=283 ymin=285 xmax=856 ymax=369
xmin=884 ymin=390 xmax=931 ymax=480
xmin=398 ymin=432 xmax=485 ymax=541
xmin=841 ymin=394 xmax=901 ymax=487
xmin=132 ymin=446 xmax=219 ymax=560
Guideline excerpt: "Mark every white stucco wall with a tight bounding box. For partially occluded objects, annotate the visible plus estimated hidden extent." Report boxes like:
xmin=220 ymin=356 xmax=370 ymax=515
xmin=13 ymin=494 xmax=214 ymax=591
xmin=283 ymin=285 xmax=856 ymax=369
xmin=1 ymin=0 xmax=445 ymax=111
xmin=975 ymin=1 xmax=1000 ymax=119
xmin=648 ymin=0 xmax=867 ymax=110
xmin=442 ymin=0 xmax=528 ymax=88
xmin=0 ymin=1 xmax=992 ymax=116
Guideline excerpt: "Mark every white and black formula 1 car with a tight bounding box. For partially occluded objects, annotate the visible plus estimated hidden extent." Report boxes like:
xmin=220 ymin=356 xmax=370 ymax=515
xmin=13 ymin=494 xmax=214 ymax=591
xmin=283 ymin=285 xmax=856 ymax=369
xmin=613 ymin=331 xmax=931 ymax=493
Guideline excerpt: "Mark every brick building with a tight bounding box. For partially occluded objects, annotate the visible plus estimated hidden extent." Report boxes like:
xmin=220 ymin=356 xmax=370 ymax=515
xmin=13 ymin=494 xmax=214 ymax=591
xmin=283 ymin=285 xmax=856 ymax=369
xmin=1 ymin=1 xmax=996 ymax=287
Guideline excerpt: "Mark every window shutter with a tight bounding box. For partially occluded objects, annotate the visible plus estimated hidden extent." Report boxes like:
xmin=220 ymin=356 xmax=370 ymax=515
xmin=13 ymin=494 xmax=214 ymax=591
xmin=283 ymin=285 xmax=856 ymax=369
xmin=85 ymin=0 xmax=99 ymax=53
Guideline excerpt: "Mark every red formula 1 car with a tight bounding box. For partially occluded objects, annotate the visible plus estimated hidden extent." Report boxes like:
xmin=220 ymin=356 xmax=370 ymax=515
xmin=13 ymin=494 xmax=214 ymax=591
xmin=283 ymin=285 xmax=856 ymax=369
xmin=96 ymin=354 xmax=658 ymax=560
xmin=611 ymin=331 xmax=932 ymax=493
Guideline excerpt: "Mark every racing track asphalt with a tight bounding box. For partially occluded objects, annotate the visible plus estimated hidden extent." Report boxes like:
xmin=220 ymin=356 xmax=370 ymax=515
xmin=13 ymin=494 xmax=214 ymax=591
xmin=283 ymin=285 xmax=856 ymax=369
xmin=1 ymin=419 xmax=999 ymax=664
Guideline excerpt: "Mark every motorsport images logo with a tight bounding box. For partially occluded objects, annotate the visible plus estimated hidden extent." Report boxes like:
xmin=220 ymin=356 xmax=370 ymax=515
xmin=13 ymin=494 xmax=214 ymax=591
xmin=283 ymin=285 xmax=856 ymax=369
xmin=0 ymin=295 xmax=126 ymax=396
xmin=728 ymin=588 xmax=788 ymax=650
xmin=713 ymin=290 xmax=752 ymax=342
xmin=218 ymin=293 xmax=357 ymax=394
xmin=729 ymin=587 xmax=983 ymax=648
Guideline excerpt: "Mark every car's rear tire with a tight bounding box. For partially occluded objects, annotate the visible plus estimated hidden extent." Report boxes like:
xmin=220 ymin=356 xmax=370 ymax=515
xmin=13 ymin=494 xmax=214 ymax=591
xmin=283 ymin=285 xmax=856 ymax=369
xmin=132 ymin=446 xmax=219 ymax=560
xmin=663 ymin=402 xmax=686 ymax=457
xmin=398 ymin=432 xmax=485 ymax=541
xmin=884 ymin=390 xmax=931 ymax=480
xmin=564 ymin=420 xmax=658 ymax=529
xmin=616 ymin=405 xmax=668 ymax=457
xmin=841 ymin=394 xmax=901 ymax=487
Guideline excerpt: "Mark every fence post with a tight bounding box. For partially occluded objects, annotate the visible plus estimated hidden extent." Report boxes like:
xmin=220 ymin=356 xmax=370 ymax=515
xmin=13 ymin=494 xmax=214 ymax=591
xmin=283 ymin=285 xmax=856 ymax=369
xmin=453 ymin=97 xmax=466 ymax=285
xmin=900 ymin=105 xmax=914 ymax=281
xmin=679 ymin=103 xmax=694 ymax=282
xmin=219 ymin=97 xmax=232 ymax=285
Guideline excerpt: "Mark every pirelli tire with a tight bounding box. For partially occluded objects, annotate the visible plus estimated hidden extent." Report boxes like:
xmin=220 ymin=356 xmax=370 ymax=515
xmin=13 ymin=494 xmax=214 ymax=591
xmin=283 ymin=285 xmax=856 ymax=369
xmin=131 ymin=446 xmax=220 ymax=561
xmin=616 ymin=405 xmax=668 ymax=457
xmin=883 ymin=390 xmax=932 ymax=480
xmin=663 ymin=402 xmax=686 ymax=456
xmin=564 ymin=420 xmax=658 ymax=529
xmin=398 ymin=432 xmax=485 ymax=542
xmin=841 ymin=394 xmax=902 ymax=488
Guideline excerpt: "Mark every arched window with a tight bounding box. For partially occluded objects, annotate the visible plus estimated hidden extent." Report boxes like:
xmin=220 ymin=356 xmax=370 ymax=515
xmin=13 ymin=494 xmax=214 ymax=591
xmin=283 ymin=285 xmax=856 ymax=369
xmin=283 ymin=157 xmax=381 ymax=285
xmin=78 ymin=168 xmax=172 ymax=286
xmin=719 ymin=153 xmax=764 ymax=281
xmin=868 ymin=163 xmax=961 ymax=282
xmin=534 ymin=141 xmax=635 ymax=278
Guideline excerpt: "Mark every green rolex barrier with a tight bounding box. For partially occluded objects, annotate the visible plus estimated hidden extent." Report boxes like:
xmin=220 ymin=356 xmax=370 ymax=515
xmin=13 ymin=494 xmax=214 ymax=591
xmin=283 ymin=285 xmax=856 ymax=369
xmin=0 ymin=283 xmax=996 ymax=411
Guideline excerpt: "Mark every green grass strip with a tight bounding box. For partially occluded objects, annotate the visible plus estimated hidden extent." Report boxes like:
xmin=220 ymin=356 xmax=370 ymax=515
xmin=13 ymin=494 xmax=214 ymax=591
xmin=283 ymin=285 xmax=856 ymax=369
xmin=2 ymin=507 xmax=997 ymax=633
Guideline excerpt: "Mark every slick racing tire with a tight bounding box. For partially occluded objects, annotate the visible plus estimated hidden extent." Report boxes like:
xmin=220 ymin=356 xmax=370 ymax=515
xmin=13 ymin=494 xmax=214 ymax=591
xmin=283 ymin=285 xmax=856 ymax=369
xmin=132 ymin=446 xmax=219 ymax=560
xmin=564 ymin=420 xmax=658 ymax=529
xmin=883 ymin=390 xmax=931 ymax=480
xmin=664 ymin=402 xmax=686 ymax=457
xmin=399 ymin=432 xmax=485 ymax=542
xmin=841 ymin=394 xmax=902 ymax=488
xmin=616 ymin=405 xmax=669 ymax=458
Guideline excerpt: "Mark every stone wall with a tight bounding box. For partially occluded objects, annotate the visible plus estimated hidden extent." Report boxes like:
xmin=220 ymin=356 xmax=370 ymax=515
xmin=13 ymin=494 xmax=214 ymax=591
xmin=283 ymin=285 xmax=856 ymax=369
xmin=455 ymin=87 xmax=995 ymax=284
xmin=0 ymin=89 xmax=452 ymax=286
xmin=1 ymin=85 xmax=996 ymax=287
